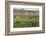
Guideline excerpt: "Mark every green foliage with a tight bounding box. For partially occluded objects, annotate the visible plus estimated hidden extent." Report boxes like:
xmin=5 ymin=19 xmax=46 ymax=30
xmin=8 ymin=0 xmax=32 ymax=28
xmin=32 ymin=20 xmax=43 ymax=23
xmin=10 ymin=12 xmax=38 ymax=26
xmin=13 ymin=15 xmax=39 ymax=28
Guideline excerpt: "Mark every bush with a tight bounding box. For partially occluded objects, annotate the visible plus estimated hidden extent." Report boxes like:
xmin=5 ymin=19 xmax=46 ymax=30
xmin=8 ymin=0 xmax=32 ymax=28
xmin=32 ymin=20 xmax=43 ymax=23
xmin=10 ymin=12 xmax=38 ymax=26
xmin=13 ymin=15 xmax=39 ymax=28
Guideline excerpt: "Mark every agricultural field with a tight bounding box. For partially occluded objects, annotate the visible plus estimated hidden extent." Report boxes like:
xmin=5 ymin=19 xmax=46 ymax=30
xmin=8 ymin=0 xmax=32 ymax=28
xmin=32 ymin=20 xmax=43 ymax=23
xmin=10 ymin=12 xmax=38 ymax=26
xmin=13 ymin=12 xmax=39 ymax=28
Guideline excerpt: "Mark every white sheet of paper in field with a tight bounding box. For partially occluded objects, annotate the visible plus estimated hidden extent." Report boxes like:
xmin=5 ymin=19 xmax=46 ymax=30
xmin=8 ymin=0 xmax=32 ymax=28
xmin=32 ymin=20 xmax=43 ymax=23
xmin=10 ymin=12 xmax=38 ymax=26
xmin=10 ymin=5 xmax=42 ymax=32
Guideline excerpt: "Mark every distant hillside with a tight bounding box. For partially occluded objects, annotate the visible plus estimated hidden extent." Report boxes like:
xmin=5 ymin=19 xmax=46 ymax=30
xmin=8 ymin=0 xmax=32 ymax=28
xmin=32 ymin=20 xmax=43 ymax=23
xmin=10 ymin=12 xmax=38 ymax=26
xmin=13 ymin=8 xmax=39 ymax=13
xmin=13 ymin=8 xmax=39 ymax=16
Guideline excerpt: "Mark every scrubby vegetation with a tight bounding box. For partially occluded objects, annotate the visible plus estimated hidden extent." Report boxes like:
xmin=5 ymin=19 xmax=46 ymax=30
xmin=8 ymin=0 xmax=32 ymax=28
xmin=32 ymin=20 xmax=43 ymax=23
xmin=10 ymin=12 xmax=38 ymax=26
xmin=13 ymin=14 xmax=39 ymax=28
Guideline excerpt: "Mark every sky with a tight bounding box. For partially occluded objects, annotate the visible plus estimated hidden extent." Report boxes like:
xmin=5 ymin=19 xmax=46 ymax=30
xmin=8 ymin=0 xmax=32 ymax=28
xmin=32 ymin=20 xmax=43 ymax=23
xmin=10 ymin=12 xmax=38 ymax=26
xmin=13 ymin=5 xmax=39 ymax=11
